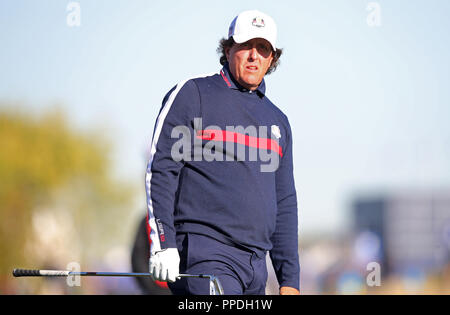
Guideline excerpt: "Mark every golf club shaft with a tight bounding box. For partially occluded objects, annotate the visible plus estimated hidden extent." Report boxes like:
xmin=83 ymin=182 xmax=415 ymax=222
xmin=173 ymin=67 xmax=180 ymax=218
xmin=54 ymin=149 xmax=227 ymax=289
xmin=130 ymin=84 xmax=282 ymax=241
xmin=13 ymin=268 xmax=224 ymax=295
xmin=13 ymin=268 xmax=205 ymax=278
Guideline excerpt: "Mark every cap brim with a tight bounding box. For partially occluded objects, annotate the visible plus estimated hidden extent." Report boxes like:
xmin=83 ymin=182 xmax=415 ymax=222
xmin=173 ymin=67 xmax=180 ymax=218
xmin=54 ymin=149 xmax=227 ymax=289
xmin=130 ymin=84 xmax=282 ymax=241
xmin=232 ymin=34 xmax=276 ymax=51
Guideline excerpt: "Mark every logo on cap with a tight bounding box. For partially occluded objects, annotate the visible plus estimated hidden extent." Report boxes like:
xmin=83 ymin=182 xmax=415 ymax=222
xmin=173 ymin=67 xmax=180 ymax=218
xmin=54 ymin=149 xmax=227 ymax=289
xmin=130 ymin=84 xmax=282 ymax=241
xmin=252 ymin=17 xmax=265 ymax=28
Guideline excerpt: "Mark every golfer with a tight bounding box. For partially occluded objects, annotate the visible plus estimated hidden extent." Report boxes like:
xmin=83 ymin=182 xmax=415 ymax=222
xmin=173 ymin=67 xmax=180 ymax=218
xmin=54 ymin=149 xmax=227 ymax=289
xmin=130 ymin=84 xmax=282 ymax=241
xmin=146 ymin=9 xmax=300 ymax=295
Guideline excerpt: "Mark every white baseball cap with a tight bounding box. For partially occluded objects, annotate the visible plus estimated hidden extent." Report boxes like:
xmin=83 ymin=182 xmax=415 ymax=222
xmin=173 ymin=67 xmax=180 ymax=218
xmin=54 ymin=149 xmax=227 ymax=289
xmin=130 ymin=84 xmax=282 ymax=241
xmin=228 ymin=10 xmax=277 ymax=51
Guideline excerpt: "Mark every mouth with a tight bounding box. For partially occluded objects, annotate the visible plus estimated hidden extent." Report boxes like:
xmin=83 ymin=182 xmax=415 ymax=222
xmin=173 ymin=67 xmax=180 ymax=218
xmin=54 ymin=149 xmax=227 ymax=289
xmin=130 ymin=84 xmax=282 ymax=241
xmin=245 ymin=65 xmax=259 ymax=72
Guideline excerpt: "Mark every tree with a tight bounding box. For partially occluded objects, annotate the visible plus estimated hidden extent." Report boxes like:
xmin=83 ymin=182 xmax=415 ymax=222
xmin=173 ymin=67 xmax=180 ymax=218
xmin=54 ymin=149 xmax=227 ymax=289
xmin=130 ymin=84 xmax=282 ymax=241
xmin=0 ymin=106 xmax=135 ymax=293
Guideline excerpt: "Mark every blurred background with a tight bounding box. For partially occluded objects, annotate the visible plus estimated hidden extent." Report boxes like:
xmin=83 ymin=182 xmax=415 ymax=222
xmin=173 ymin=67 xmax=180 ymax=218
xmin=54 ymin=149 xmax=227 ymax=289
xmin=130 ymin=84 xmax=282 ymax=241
xmin=1 ymin=0 xmax=450 ymax=294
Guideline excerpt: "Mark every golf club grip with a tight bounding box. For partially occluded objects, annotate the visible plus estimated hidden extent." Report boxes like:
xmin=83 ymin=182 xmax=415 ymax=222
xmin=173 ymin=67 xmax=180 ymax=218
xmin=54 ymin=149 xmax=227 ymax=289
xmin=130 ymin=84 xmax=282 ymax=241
xmin=13 ymin=269 xmax=70 ymax=277
xmin=13 ymin=269 xmax=41 ymax=277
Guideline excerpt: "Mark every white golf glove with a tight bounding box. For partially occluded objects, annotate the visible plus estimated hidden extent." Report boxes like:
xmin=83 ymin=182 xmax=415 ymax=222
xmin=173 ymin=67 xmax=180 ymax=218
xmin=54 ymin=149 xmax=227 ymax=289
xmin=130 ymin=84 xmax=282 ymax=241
xmin=149 ymin=248 xmax=180 ymax=283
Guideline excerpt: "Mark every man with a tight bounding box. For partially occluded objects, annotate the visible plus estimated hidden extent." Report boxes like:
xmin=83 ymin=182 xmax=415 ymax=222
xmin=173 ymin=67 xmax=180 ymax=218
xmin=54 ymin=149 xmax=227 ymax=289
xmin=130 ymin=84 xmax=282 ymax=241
xmin=146 ymin=10 xmax=300 ymax=295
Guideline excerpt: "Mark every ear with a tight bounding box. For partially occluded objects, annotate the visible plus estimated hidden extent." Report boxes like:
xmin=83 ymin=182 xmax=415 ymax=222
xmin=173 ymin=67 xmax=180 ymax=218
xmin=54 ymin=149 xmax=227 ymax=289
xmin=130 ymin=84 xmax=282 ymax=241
xmin=268 ymin=53 xmax=274 ymax=67
xmin=225 ymin=46 xmax=231 ymax=61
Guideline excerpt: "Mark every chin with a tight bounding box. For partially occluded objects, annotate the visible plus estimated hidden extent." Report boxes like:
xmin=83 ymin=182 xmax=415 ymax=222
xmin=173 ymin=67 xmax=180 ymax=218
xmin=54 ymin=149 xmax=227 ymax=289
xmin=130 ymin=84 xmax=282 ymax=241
xmin=243 ymin=77 xmax=262 ymax=87
xmin=248 ymin=81 xmax=262 ymax=89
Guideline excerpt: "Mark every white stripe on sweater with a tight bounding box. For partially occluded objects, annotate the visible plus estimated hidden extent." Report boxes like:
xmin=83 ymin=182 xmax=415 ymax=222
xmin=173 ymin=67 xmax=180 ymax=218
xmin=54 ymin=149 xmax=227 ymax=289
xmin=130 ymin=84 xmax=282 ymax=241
xmin=145 ymin=72 xmax=217 ymax=254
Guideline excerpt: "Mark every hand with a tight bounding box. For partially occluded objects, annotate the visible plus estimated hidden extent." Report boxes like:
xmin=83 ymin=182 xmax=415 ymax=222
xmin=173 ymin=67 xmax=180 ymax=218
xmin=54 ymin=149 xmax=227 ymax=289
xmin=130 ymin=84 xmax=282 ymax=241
xmin=149 ymin=248 xmax=180 ymax=283
xmin=280 ymin=286 xmax=300 ymax=295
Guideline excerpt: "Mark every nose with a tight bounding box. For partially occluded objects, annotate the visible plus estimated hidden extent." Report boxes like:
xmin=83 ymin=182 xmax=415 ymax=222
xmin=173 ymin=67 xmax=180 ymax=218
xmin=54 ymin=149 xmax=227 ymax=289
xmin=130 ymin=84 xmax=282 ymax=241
xmin=248 ymin=47 xmax=258 ymax=61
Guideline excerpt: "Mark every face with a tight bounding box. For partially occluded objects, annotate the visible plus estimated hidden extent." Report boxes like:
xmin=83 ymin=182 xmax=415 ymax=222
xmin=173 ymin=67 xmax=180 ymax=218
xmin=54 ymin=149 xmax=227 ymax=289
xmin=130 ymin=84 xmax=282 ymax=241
xmin=226 ymin=38 xmax=274 ymax=91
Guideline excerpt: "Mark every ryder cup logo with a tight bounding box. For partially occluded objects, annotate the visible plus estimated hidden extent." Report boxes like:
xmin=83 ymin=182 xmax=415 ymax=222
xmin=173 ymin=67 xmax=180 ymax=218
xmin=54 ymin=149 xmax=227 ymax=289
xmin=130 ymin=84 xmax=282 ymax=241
xmin=271 ymin=125 xmax=281 ymax=139
xmin=252 ymin=17 xmax=265 ymax=28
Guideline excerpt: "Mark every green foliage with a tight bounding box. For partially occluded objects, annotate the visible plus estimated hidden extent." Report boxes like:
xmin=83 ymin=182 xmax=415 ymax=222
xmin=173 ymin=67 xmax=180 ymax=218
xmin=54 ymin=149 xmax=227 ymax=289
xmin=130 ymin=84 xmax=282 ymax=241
xmin=0 ymin=106 xmax=136 ymax=293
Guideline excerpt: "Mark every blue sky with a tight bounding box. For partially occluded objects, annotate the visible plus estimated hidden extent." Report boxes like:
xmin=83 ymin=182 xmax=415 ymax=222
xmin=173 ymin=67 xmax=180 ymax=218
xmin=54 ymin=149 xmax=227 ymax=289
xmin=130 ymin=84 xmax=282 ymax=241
xmin=1 ymin=0 xmax=450 ymax=235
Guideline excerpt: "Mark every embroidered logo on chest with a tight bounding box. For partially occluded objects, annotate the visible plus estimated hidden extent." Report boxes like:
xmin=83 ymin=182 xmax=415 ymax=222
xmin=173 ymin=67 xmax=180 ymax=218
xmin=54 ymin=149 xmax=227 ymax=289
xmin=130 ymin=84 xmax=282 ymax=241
xmin=271 ymin=125 xmax=281 ymax=139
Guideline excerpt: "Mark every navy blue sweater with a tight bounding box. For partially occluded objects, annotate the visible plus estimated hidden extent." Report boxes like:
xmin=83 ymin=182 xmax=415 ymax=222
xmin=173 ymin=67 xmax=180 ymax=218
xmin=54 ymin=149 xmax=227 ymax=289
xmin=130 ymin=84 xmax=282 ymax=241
xmin=146 ymin=63 xmax=299 ymax=289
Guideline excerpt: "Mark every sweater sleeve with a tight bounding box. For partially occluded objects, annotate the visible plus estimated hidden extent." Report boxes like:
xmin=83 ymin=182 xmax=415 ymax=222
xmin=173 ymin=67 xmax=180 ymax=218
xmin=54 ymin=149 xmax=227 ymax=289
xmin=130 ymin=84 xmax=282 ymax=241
xmin=269 ymin=119 xmax=300 ymax=290
xmin=145 ymin=80 xmax=200 ymax=254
